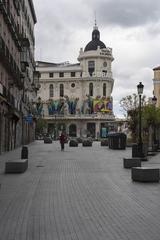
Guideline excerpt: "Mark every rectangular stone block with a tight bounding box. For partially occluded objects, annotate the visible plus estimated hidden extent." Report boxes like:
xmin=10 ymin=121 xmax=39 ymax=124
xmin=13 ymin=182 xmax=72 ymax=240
xmin=44 ymin=137 xmax=52 ymax=143
xmin=132 ymin=143 xmax=148 ymax=158
xmin=5 ymin=159 xmax=28 ymax=173
xmin=123 ymin=158 xmax=141 ymax=169
xmin=132 ymin=167 xmax=160 ymax=182
xmin=82 ymin=140 xmax=92 ymax=147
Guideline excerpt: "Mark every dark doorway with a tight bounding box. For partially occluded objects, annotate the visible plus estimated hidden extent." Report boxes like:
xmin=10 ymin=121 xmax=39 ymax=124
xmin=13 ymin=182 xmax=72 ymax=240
xmin=100 ymin=123 xmax=108 ymax=138
xmin=69 ymin=124 xmax=77 ymax=137
xmin=87 ymin=123 xmax=95 ymax=138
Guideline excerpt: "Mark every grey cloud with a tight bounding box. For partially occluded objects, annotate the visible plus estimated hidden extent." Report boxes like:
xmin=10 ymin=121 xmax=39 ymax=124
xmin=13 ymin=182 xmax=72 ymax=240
xmin=83 ymin=0 xmax=160 ymax=28
xmin=33 ymin=0 xmax=160 ymax=117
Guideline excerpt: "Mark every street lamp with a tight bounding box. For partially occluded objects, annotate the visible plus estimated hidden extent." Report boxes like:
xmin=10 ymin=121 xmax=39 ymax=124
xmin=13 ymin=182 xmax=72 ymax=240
xmin=137 ymin=82 xmax=144 ymax=156
xmin=152 ymin=96 xmax=157 ymax=147
xmin=152 ymin=96 xmax=157 ymax=106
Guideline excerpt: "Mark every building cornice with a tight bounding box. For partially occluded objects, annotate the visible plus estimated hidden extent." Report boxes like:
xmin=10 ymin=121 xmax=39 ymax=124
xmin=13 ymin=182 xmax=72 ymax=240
xmin=29 ymin=0 xmax=37 ymax=23
xmin=153 ymin=66 xmax=160 ymax=71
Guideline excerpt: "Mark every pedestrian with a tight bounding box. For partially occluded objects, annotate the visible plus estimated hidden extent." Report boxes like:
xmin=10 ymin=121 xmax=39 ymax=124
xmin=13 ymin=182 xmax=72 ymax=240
xmin=59 ymin=131 xmax=66 ymax=151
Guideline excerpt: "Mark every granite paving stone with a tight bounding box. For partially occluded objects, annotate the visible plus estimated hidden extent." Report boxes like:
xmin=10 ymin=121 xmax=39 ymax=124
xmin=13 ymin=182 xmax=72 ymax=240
xmin=0 ymin=141 xmax=160 ymax=239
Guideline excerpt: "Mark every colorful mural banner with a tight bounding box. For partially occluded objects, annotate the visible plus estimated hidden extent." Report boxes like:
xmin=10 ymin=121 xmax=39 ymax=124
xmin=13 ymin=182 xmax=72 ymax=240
xmin=93 ymin=97 xmax=112 ymax=113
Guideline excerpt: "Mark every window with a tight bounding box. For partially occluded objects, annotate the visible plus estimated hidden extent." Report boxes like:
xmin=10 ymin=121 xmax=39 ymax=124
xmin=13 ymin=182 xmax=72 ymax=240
xmin=103 ymin=83 xmax=106 ymax=97
xmin=89 ymin=83 xmax=93 ymax=96
xmin=103 ymin=62 xmax=107 ymax=67
xmin=69 ymin=124 xmax=77 ymax=137
xmin=71 ymin=72 xmax=75 ymax=77
xmin=88 ymin=61 xmax=95 ymax=76
xmin=71 ymin=83 xmax=75 ymax=88
xmin=59 ymin=72 xmax=64 ymax=77
xmin=102 ymin=70 xmax=107 ymax=77
xmin=49 ymin=84 xmax=54 ymax=98
xmin=49 ymin=72 xmax=53 ymax=78
xmin=60 ymin=84 xmax=64 ymax=97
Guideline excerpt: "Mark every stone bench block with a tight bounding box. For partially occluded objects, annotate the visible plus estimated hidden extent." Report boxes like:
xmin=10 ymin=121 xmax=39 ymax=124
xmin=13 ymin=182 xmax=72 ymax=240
xmin=123 ymin=158 xmax=141 ymax=169
xmin=101 ymin=139 xmax=108 ymax=146
xmin=82 ymin=140 xmax=92 ymax=147
xmin=69 ymin=140 xmax=78 ymax=147
xmin=44 ymin=137 xmax=52 ymax=143
xmin=147 ymin=152 xmax=157 ymax=156
xmin=132 ymin=167 xmax=160 ymax=182
xmin=5 ymin=159 xmax=28 ymax=173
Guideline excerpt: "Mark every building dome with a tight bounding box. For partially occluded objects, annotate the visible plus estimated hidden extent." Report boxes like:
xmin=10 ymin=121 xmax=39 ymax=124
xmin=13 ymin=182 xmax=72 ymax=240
xmin=84 ymin=25 xmax=106 ymax=52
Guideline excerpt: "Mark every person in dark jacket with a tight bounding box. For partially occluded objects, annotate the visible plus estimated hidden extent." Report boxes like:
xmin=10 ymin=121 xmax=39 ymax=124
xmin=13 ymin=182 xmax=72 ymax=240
xmin=59 ymin=132 xmax=66 ymax=151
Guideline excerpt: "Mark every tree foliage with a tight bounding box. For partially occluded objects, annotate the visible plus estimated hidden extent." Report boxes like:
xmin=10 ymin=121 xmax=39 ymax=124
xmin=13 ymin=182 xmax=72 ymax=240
xmin=120 ymin=93 xmax=146 ymax=117
xmin=119 ymin=94 xmax=146 ymax=141
xmin=142 ymin=105 xmax=160 ymax=127
xmin=120 ymin=93 xmax=160 ymax=142
xmin=36 ymin=118 xmax=47 ymax=134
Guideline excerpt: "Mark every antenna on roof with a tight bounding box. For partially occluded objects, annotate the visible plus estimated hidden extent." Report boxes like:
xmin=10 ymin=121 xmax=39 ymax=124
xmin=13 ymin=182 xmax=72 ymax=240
xmin=94 ymin=11 xmax=98 ymax=30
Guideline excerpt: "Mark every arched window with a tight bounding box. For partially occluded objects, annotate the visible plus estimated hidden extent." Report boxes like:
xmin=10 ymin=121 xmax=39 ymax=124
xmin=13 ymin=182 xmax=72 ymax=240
xmin=88 ymin=61 xmax=95 ymax=76
xmin=103 ymin=83 xmax=106 ymax=97
xmin=59 ymin=84 xmax=64 ymax=97
xmin=89 ymin=83 xmax=93 ymax=96
xmin=49 ymin=84 xmax=54 ymax=98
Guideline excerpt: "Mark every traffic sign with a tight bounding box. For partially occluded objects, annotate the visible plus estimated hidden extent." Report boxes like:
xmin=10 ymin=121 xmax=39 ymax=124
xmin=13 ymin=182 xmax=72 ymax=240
xmin=25 ymin=114 xmax=33 ymax=123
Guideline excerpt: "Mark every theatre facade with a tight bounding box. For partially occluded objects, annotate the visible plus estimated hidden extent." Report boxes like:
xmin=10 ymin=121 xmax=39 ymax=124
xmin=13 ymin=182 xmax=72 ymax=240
xmin=36 ymin=24 xmax=117 ymax=139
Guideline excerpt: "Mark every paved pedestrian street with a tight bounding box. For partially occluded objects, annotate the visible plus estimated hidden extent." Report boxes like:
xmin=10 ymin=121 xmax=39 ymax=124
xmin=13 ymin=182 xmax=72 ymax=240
xmin=0 ymin=141 xmax=160 ymax=240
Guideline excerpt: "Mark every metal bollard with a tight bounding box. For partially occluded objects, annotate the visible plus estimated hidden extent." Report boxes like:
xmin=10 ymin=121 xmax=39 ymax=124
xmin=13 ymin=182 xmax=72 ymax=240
xmin=21 ymin=146 xmax=28 ymax=159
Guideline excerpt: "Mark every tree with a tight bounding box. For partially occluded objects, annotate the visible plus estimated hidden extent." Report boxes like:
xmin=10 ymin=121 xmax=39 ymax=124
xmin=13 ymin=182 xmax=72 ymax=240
xmin=120 ymin=94 xmax=146 ymax=141
xmin=35 ymin=118 xmax=47 ymax=134
xmin=142 ymin=104 xmax=160 ymax=146
xmin=120 ymin=93 xmax=146 ymax=117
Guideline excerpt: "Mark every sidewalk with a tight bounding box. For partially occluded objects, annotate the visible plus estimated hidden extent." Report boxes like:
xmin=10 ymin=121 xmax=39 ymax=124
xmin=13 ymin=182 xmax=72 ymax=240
xmin=0 ymin=141 xmax=160 ymax=240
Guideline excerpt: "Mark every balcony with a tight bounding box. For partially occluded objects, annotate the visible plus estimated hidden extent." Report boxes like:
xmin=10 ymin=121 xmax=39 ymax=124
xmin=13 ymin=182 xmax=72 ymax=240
xmin=44 ymin=113 xmax=115 ymax=121
xmin=20 ymin=51 xmax=30 ymax=67
xmin=33 ymin=71 xmax=40 ymax=91
xmin=0 ymin=85 xmax=15 ymax=107
xmin=21 ymin=37 xmax=30 ymax=48
xmin=13 ymin=0 xmax=20 ymax=16
xmin=0 ymin=36 xmax=23 ymax=89
xmin=0 ymin=0 xmax=21 ymax=49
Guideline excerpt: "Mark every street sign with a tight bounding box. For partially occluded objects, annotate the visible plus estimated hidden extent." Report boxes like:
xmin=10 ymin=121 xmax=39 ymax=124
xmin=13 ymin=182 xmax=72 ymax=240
xmin=25 ymin=114 xmax=33 ymax=123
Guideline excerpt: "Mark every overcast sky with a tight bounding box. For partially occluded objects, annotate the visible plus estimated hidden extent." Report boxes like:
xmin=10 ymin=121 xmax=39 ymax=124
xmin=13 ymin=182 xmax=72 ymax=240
xmin=33 ymin=0 xmax=160 ymax=117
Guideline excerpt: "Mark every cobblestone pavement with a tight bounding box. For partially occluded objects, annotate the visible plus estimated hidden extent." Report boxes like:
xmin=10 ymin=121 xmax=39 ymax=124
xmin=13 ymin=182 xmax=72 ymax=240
xmin=0 ymin=141 xmax=160 ymax=240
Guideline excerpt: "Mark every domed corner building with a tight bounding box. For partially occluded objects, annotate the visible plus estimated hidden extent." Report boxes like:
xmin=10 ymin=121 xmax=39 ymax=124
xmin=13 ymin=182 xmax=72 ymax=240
xmin=36 ymin=24 xmax=116 ymax=139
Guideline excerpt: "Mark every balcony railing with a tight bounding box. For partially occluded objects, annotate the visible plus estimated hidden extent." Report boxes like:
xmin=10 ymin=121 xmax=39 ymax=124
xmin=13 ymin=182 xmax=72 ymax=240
xmin=1 ymin=85 xmax=15 ymax=108
xmin=0 ymin=35 xmax=23 ymax=89
xmin=0 ymin=0 xmax=21 ymax=49
xmin=43 ymin=113 xmax=114 ymax=120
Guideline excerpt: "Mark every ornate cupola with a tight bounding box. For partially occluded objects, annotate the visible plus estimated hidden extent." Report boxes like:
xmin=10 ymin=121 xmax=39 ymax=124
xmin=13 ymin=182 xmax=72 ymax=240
xmin=84 ymin=23 xmax=106 ymax=52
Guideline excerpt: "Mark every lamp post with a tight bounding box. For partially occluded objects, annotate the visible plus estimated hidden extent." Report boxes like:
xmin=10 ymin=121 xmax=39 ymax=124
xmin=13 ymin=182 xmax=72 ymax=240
xmin=152 ymin=96 xmax=157 ymax=148
xmin=137 ymin=82 xmax=144 ymax=156
xmin=54 ymin=114 xmax=57 ymax=140
xmin=152 ymin=96 xmax=157 ymax=106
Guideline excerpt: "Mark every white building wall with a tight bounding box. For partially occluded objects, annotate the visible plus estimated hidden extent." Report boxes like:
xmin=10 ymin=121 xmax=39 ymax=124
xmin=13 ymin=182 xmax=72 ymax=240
xmin=36 ymin=26 xmax=115 ymax=138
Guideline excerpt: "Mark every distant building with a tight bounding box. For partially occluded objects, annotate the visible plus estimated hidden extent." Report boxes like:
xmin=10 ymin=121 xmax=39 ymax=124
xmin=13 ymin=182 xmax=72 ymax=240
xmin=36 ymin=24 xmax=116 ymax=139
xmin=153 ymin=66 xmax=160 ymax=107
xmin=0 ymin=0 xmax=38 ymax=154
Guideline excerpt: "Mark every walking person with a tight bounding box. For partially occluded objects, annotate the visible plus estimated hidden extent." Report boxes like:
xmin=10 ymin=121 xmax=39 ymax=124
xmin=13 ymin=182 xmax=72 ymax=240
xmin=59 ymin=131 xmax=66 ymax=151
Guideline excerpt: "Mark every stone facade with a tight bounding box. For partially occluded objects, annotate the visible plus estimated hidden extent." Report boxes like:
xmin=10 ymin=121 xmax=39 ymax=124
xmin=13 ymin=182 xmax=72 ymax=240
xmin=153 ymin=66 xmax=160 ymax=107
xmin=36 ymin=25 xmax=116 ymax=139
xmin=0 ymin=0 xmax=38 ymax=154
